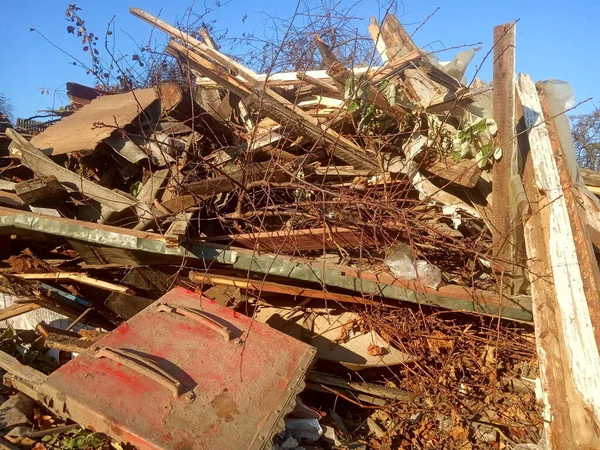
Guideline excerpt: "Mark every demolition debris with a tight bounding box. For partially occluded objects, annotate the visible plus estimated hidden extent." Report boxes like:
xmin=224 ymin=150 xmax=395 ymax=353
xmin=0 ymin=6 xmax=597 ymax=450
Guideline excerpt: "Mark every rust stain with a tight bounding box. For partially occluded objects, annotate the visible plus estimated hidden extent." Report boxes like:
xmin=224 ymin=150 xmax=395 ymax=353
xmin=210 ymin=389 xmax=238 ymax=422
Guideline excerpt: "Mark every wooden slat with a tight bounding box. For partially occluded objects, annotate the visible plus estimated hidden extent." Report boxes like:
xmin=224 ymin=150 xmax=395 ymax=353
xmin=421 ymin=155 xmax=481 ymax=188
xmin=0 ymin=302 xmax=41 ymax=321
xmin=15 ymin=273 xmax=130 ymax=293
xmin=7 ymin=129 xmax=137 ymax=214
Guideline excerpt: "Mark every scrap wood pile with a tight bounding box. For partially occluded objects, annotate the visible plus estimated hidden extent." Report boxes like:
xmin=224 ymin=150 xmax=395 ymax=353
xmin=0 ymin=6 xmax=598 ymax=450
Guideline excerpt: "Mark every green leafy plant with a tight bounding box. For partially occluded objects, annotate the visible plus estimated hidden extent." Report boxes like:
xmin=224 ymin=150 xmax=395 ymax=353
xmin=42 ymin=428 xmax=109 ymax=450
xmin=453 ymin=118 xmax=501 ymax=168
xmin=344 ymin=76 xmax=393 ymax=133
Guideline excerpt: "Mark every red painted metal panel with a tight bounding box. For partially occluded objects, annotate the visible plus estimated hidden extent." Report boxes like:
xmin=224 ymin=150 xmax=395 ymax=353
xmin=45 ymin=287 xmax=317 ymax=450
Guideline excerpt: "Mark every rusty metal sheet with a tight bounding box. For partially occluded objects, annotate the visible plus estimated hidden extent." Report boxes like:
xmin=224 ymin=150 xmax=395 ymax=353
xmin=30 ymin=84 xmax=183 ymax=156
xmin=44 ymin=287 xmax=317 ymax=450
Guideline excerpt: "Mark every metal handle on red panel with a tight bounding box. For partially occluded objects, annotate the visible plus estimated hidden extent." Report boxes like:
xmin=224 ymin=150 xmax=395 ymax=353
xmin=94 ymin=346 xmax=193 ymax=401
xmin=157 ymin=303 xmax=231 ymax=341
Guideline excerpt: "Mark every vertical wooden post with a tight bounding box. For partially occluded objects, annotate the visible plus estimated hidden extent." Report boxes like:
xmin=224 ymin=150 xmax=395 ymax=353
xmin=491 ymin=23 xmax=516 ymax=266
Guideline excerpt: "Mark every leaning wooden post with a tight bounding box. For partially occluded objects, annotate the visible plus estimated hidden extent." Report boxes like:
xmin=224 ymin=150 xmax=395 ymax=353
xmin=491 ymin=22 xmax=517 ymax=276
xmin=518 ymin=73 xmax=600 ymax=449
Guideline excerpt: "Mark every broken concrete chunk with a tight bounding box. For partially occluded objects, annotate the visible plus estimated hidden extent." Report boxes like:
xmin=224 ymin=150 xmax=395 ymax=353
xmin=0 ymin=394 xmax=35 ymax=430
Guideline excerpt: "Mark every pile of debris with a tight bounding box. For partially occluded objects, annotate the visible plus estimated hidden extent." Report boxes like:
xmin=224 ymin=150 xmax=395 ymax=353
xmin=0 ymin=7 xmax=598 ymax=450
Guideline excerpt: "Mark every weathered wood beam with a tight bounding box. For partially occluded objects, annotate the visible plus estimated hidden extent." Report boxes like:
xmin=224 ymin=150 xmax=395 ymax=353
xmin=205 ymin=227 xmax=378 ymax=252
xmin=518 ymin=73 xmax=600 ymax=448
xmin=368 ymin=17 xmax=390 ymax=63
xmin=491 ymin=22 xmax=517 ymax=267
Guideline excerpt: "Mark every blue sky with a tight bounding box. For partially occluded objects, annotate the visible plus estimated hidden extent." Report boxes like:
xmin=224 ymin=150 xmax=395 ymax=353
xmin=1 ymin=0 xmax=598 ymax=119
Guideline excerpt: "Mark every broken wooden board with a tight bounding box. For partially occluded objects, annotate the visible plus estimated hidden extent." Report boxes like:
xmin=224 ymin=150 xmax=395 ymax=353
xmin=0 ymin=303 xmax=41 ymax=321
xmin=36 ymin=323 xmax=95 ymax=353
xmin=15 ymin=273 xmax=130 ymax=294
xmin=518 ymin=73 xmax=600 ymax=448
xmin=205 ymin=227 xmax=379 ymax=252
xmin=7 ymin=129 xmax=138 ymax=214
xmin=420 ymin=155 xmax=481 ymax=188
xmin=105 ymin=267 xmax=170 ymax=319
xmin=30 ymin=84 xmax=183 ymax=156
xmin=14 ymin=176 xmax=67 ymax=205
xmin=378 ymin=14 xmax=419 ymax=62
xmin=254 ymin=306 xmax=413 ymax=370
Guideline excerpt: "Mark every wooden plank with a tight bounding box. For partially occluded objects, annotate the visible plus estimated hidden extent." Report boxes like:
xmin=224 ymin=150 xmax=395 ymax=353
xmin=196 ymin=67 xmax=378 ymax=88
xmin=205 ymin=227 xmax=378 ymax=252
xmin=189 ymin=272 xmax=389 ymax=307
xmin=15 ymin=272 xmax=130 ymax=294
xmin=421 ymin=155 xmax=481 ymax=188
xmin=491 ymin=22 xmax=516 ymax=264
xmin=0 ymin=303 xmax=40 ymax=321
xmin=7 ymin=130 xmax=137 ymax=214
xmin=296 ymin=72 xmax=339 ymax=95
xmin=0 ymin=350 xmax=47 ymax=386
xmin=164 ymin=211 xmax=193 ymax=247
xmin=518 ymin=73 xmax=600 ymax=448
xmin=29 ymin=84 xmax=182 ymax=156
xmin=136 ymin=169 xmax=170 ymax=202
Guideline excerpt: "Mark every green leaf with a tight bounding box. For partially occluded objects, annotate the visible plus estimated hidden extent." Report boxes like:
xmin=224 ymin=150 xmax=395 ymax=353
xmin=42 ymin=435 xmax=54 ymax=442
xmin=348 ymin=100 xmax=360 ymax=113
xmin=130 ymin=181 xmax=142 ymax=197
xmin=474 ymin=119 xmax=487 ymax=133
xmin=451 ymin=151 xmax=462 ymax=163
xmin=344 ymin=78 xmax=354 ymax=99
xmin=480 ymin=143 xmax=493 ymax=158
